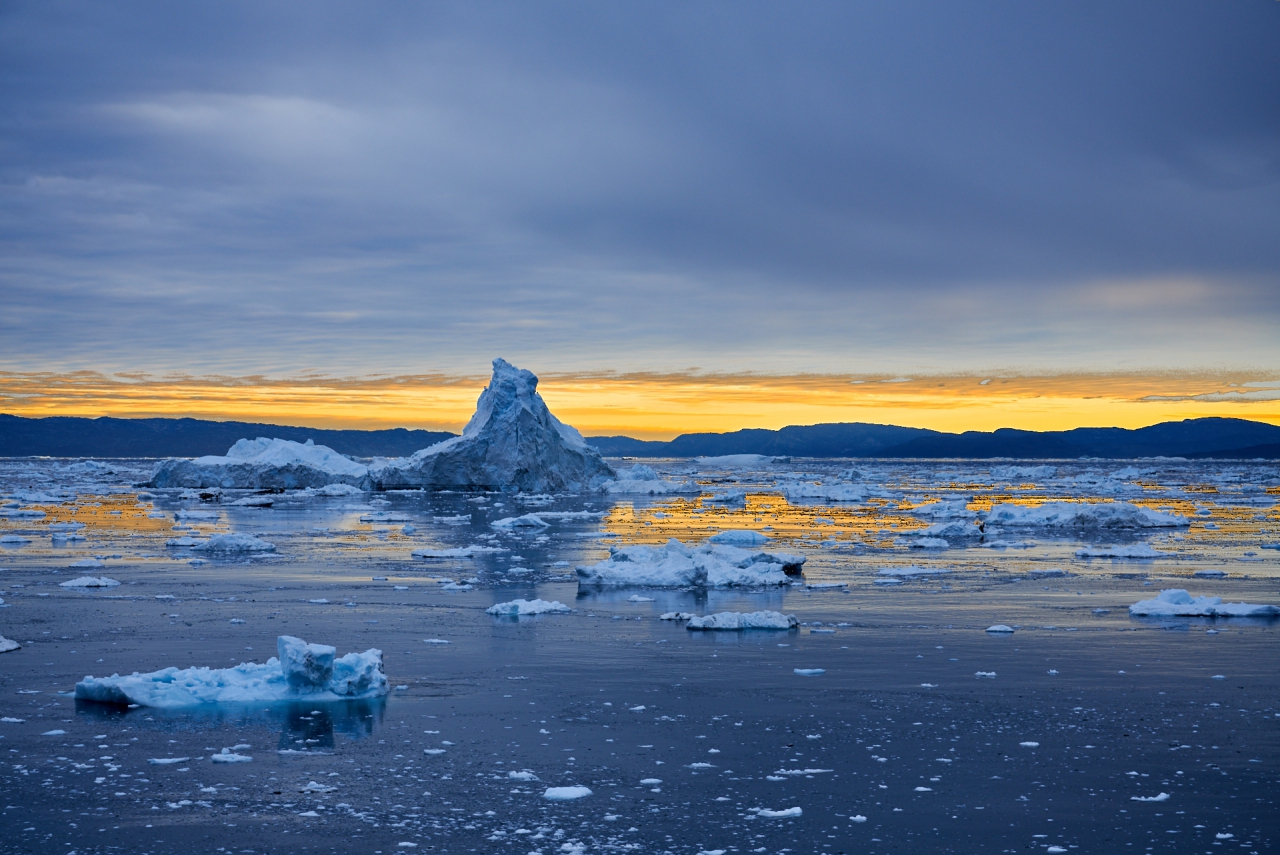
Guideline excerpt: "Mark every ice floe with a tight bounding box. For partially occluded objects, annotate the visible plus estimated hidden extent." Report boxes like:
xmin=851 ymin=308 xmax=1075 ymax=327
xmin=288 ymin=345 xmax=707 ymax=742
xmin=486 ymin=599 xmax=570 ymax=616
xmin=754 ymin=807 xmax=803 ymax=818
xmin=543 ymin=786 xmax=592 ymax=800
xmin=707 ymin=529 xmax=770 ymax=546
xmin=693 ymin=454 xmax=782 ymax=467
xmin=371 ymin=359 xmax=615 ymax=492
xmin=491 ymin=514 xmax=549 ymax=529
xmin=0 ymin=636 xmax=19 ymax=653
xmin=575 ymin=539 xmax=804 ymax=588
xmin=412 ymin=544 xmax=508 ymax=559
xmin=601 ymin=464 xmax=696 ymax=495
xmin=877 ymin=565 xmax=950 ymax=577
xmin=73 ymin=635 xmax=388 ymax=707
xmin=1128 ymin=589 xmax=1279 ymax=618
xmin=192 ymin=533 xmax=276 ymax=554
xmin=685 ymin=611 xmax=797 ymax=630
xmin=983 ymin=501 xmax=1187 ymax=528
xmin=151 ymin=437 xmax=371 ymax=490
xmin=779 ymin=482 xmax=869 ymax=503
xmin=59 ymin=576 xmax=120 ymax=588
xmin=1075 ymin=543 xmax=1167 ymax=559
xmin=985 ymin=625 xmax=1014 ymax=633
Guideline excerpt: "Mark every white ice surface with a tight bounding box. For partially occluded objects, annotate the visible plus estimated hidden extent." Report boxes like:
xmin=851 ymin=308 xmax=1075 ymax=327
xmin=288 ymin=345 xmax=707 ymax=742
xmin=543 ymin=786 xmax=592 ymax=800
xmin=192 ymin=533 xmax=276 ymax=553
xmin=877 ymin=565 xmax=950 ymax=576
xmin=59 ymin=576 xmax=120 ymax=588
xmin=1128 ymin=589 xmax=1279 ymax=618
xmin=486 ymin=598 xmax=570 ymax=616
xmin=151 ymin=437 xmax=370 ymax=490
xmin=1075 ymin=543 xmax=1167 ymax=559
xmin=601 ymin=464 xmax=696 ymax=495
xmin=575 ymin=539 xmax=804 ymax=588
xmin=707 ymin=529 xmax=771 ymax=546
xmin=73 ymin=635 xmax=388 ymax=708
xmin=693 ymin=454 xmax=782 ymax=467
xmin=685 ymin=611 xmax=797 ymax=630
xmin=412 ymin=544 xmax=508 ymax=559
xmin=0 ymin=636 xmax=19 ymax=653
xmin=984 ymin=501 xmax=1186 ymax=528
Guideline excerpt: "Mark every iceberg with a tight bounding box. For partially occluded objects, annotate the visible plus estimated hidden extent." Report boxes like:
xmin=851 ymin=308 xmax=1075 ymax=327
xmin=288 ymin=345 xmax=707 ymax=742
xmin=486 ymin=598 xmax=570 ymax=616
xmin=685 ymin=611 xmax=797 ymax=630
xmin=151 ymin=438 xmax=371 ymax=490
xmin=371 ymin=359 xmax=615 ymax=492
xmin=983 ymin=502 xmax=1187 ymax=528
xmin=575 ymin=539 xmax=805 ymax=588
xmin=73 ymin=635 xmax=388 ymax=708
xmin=1128 ymin=589 xmax=1279 ymax=618
xmin=192 ymin=533 xmax=276 ymax=553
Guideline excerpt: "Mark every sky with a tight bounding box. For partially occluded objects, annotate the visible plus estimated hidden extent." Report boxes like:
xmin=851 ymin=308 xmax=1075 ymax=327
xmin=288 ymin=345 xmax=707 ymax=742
xmin=2 ymin=1 xmax=1278 ymax=437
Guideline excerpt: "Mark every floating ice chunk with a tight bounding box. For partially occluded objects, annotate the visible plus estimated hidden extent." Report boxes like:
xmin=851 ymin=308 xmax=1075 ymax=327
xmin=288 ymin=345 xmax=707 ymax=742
xmin=990 ymin=465 xmax=1057 ymax=480
xmin=165 ymin=536 xmax=207 ymax=548
xmin=985 ymin=625 xmax=1015 ymax=633
xmin=911 ymin=537 xmax=950 ymax=549
xmin=851 ymin=814 xmax=867 ymax=822
xmin=914 ymin=786 xmax=932 ymax=791
xmin=423 ymin=748 xmax=446 ymax=755
xmin=371 ymin=359 xmax=616 ymax=492
xmin=703 ymin=489 xmax=747 ymax=507
xmin=773 ymin=768 xmax=832 ymax=775
xmin=1128 ymin=589 xmax=1279 ymax=618
xmin=640 ymin=778 xmax=662 ymax=785
xmin=42 ymin=729 xmax=67 ymax=736
xmin=0 ymin=636 xmax=19 ymax=653
xmin=192 ymin=533 xmax=276 ymax=553
xmin=211 ymin=749 xmax=252 ymax=763
xmin=491 ymin=514 xmax=549 ymax=530
xmin=780 ymin=482 xmax=868 ymax=503
xmin=69 ymin=558 xmax=104 ymax=568
xmin=659 ymin=612 xmax=696 ymax=621
xmin=148 ymin=756 xmax=190 ymax=765
xmin=486 ymin=598 xmax=570 ymax=616
xmin=1193 ymin=569 xmax=1228 ymax=578
xmin=151 ymin=437 xmax=371 ymax=490
xmin=984 ymin=501 xmax=1187 ymax=528
xmin=693 ymin=454 xmax=782 ymax=467
xmin=508 ymin=770 xmax=538 ymax=781
xmin=60 ymin=576 xmax=120 ymax=588
xmin=423 ymin=639 xmax=451 ymax=644
xmin=231 ymin=495 xmax=274 ymax=507
xmin=628 ymin=594 xmax=655 ymax=602
xmin=412 ymin=544 xmax=508 ymax=558
xmin=576 ymin=538 xmax=804 ymax=588
xmin=1075 ymin=543 xmax=1166 ymax=559
xmin=277 ymin=636 xmax=335 ymax=688
xmin=755 ymin=806 xmax=803 ymax=818
xmin=708 ymin=529 xmax=771 ymax=546
xmin=878 ymin=565 xmax=950 ymax=577
xmin=313 ymin=482 xmax=365 ymax=497
xmin=73 ymin=635 xmax=387 ymax=708
xmin=975 ymin=671 xmax=996 ymax=678
xmin=543 ymin=785 xmax=592 ymax=800
xmin=686 ymin=611 xmax=797 ymax=631
xmin=911 ymin=499 xmax=974 ymax=520
xmin=1019 ymin=741 xmax=1039 ymax=747
xmin=602 ymin=465 xmax=697 ymax=495
xmin=174 ymin=510 xmax=219 ymax=521
xmin=0 ymin=534 xmax=31 ymax=545
xmin=793 ymin=669 xmax=825 ymax=676
xmin=912 ymin=520 xmax=980 ymax=538
xmin=1131 ymin=793 xmax=1170 ymax=802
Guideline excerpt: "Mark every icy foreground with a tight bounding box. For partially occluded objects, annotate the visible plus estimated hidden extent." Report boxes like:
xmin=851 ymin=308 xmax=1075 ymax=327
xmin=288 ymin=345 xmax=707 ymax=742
xmin=576 ymin=538 xmax=805 ymax=588
xmin=372 ymin=359 xmax=616 ymax=492
xmin=686 ymin=610 xmax=797 ymax=630
xmin=74 ymin=636 xmax=388 ymax=708
xmin=1128 ymin=589 xmax=1279 ymax=618
xmin=150 ymin=437 xmax=371 ymax=490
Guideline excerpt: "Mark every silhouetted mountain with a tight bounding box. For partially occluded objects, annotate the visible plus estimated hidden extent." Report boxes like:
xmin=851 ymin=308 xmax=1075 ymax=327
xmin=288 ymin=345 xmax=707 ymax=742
xmin=589 ymin=417 xmax=1280 ymax=459
xmin=0 ymin=414 xmax=454 ymax=459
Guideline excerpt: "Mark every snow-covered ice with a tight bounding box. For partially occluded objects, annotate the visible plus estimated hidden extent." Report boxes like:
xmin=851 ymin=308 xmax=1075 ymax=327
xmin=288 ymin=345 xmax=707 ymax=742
xmin=73 ymin=635 xmax=388 ymax=707
xmin=59 ymin=576 xmax=120 ymax=588
xmin=0 ymin=636 xmax=19 ymax=653
xmin=1075 ymin=543 xmax=1167 ymax=559
xmin=412 ymin=544 xmax=508 ymax=559
xmin=985 ymin=625 xmax=1014 ymax=633
xmin=486 ymin=599 xmax=570 ymax=616
xmin=575 ymin=539 xmax=804 ymax=588
xmin=685 ymin=611 xmax=797 ymax=631
xmin=707 ymin=529 xmax=770 ymax=546
xmin=601 ymin=464 xmax=696 ymax=495
xmin=192 ymin=533 xmax=276 ymax=553
xmin=543 ymin=786 xmax=592 ymax=800
xmin=151 ymin=437 xmax=371 ymax=490
xmin=1128 ymin=589 xmax=1279 ymax=618
xmin=491 ymin=514 xmax=549 ymax=529
xmin=984 ymin=501 xmax=1187 ymax=528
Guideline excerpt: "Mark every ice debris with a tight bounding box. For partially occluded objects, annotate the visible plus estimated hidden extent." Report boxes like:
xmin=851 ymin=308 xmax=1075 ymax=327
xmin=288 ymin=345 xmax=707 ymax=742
xmin=601 ymin=464 xmax=696 ymax=495
xmin=0 ymin=636 xmax=19 ymax=653
xmin=151 ymin=437 xmax=371 ymax=490
xmin=486 ymin=599 xmax=570 ymax=616
xmin=412 ymin=544 xmax=507 ymax=559
xmin=1075 ymin=543 xmax=1167 ymax=559
xmin=371 ymin=359 xmax=615 ymax=492
xmin=754 ymin=806 xmax=803 ymax=818
xmin=543 ymin=786 xmax=592 ymax=800
xmin=685 ymin=611 xmax=797 ymax=631
xmin=1128 ymin=589 xmax=1279 ymax=618
xmin=984 ymin=501 xmax=1186 ymax=528
xmin=192 ymin=533 xmax=276 ymax=554
xmin=73 ymin=635 xmax=388 ymax=707
xmin=576 ymin=539 xmax=804 ymax=588
xmin=985 ymin=625 xmax=1015 ymax=633
xmin=693 ymin=454 xmax=782 ymax=467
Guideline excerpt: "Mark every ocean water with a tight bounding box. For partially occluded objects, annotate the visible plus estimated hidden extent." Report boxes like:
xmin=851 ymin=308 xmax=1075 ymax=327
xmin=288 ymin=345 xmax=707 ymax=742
xmin=0 ymin=457 xmax=1276 ymax=854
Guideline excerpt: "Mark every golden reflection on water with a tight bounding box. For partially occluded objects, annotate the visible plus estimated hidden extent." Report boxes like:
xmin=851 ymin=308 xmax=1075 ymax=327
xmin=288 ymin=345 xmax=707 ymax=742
xmin=8 ymin=493 xmax=176 ymax=536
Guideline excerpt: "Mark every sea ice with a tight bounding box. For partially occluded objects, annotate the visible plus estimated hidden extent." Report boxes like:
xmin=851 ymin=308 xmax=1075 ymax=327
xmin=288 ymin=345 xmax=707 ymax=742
xmin=192 ymin=533 xmax=276 ymax=553
xmin=601 ymin=464 xmax=696 ymax=495
xmin=1075 ymin=543 xmax=1167 ymax=559
xmin=1131 ymin=793 xmax=1170 ymax=802
xmin=411 ymin=544 xmax=508 ymax=558
xmin=707 ymin=529 xmax=770 ymax=546
xmin=685 ymin=611 xmax=797 ymax=631
xmin=990 ymin=465 xmax=1057 ymax=480
xmin=151 ymin=437 xmax=371 ymax=490
xmin=793 ymin=669 xmax=825 ymax=676
xmin=985 ymin=625 xmax=1014 ymax=633
xmin=575 ymin=539 xmax=804 ymax=588
xmin=543 ymin=786 xmax=592 ymax=800
xmin=779 ymin=482 xmax=869 ymax=503
xmin=59 ymin=576 xmax=120 ymax=588
xmin=1128 ymin=589 xmax=1279 ymax=618
xmin=755 ymin=807 xmax=803 ymax=818
xmin=73 ymin=635 xmax=388 ymax=707
xmin=491 ymin=514 xmax=549 ymax=529
xmin=210 ymin=749 xmax=252 ymax=764
xmin=693 ymin=454 xmax=782 ymax=467
xmin=0 ymin=636 xmax=19 ymax=653
xmin=371 ymin=359 xmax=615 ymax=492
xmin=69 ymin=558 xmax=103 ymax=568
xmin=486 ymin=599 xmax=570 ymax=616
xmin=983 ymin=501 xmax=1187 ymax=528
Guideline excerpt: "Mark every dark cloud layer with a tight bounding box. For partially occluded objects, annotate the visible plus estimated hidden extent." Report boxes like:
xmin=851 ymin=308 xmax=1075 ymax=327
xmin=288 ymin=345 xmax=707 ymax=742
xmin=2 ymin=1 xmax=1277 ymax=374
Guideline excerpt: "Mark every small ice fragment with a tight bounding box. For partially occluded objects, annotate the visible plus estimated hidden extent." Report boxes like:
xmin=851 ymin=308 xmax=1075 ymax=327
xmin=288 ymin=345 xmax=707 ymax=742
xmin=975 ymin=672 xmax=996 ymax=678
xmin=985 ymin=625 xmax=1014 ymax=633
xmin=756 ymin=807 xmax=802 ymax=818
xmin=42 ymin=729 xmax=67 ymax=736
xmin=59 ymin=576 xmax=120 ymax=588
xmin=486 ymin=599 xmax=569 ymax=616
xmin=148 ymin=757 xmax=190 ymax=765
xmin=793 ymin=669 xmax=825 ymax=676
xmin=851 ymin=814 xmax=867 ymax=822
xmin=1019 ymin=741 xmax=1039 ymax=747
xmin=640 ymin=778 xmax=662 ymax=785
xmin=543 ymin=785 xmax=592 ymax=800
xmin=1131 ymin=792 xmax=1170 ymax=802
xmin=210 ymin=748 xmax=251 ymax=763
xmin=423 ymin=639 xmax=451 ymax=645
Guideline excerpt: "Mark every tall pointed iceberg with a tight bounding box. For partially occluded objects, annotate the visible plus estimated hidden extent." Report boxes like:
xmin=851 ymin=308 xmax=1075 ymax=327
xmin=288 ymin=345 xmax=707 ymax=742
xmin=371 ymin=359 xmax=616 ymax=492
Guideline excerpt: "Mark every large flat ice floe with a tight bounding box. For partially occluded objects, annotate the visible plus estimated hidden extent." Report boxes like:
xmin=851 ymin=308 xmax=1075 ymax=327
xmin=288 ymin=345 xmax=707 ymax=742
xmin=74 ymin=636 xmax=388 ymax=708
xmin=983 ymin=501 xmax=1187 ymax=528
xmin=151 ymin=437 xmax=371 ymax=490
xmin=1128 ymin=589 xmax=1279 ymax=618
xmin=371 ymin=359 xmax=615 ymax=492
xmin=575 ymin=539 xmax=805 ymax=588
xmin=486 ymin=598 xmax=570 ymax=616
xmin=685 ymin=610 xmax=797 ymax=630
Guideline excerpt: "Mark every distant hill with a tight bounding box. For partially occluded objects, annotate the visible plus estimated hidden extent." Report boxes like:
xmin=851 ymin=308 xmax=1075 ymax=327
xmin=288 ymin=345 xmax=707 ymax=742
xmin=0 ymin=414 xmax=454 ymax=459
xmin=4 ymin=413 xmax=1278 ymax=460
xmin=589 ymin=417 xmax=1280 ymax=459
